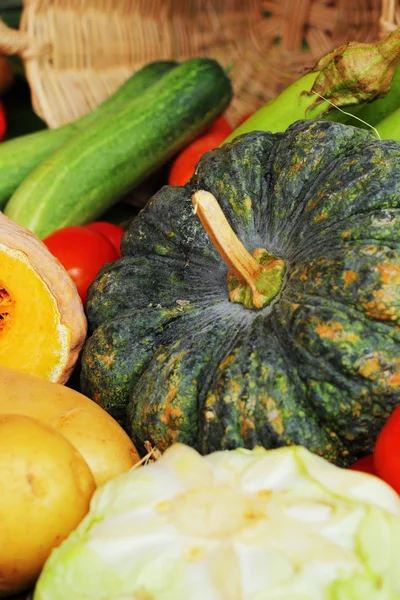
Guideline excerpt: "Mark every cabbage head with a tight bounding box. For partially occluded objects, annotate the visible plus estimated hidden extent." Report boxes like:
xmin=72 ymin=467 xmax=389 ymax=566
xmin=34 ymin=444 xmax=400 ymax=600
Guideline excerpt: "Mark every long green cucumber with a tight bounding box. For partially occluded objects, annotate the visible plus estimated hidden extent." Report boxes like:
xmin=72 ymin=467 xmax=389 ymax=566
xmin=224 ymin=29 xmax=400 ymax=143
xmin=0 ymin=60 xmax=178 ymax=209
xmin=5 ymin=57 xmax=232 ymax=238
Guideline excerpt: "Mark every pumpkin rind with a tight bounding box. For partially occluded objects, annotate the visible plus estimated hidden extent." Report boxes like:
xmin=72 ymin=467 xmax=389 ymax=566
xmin=0 ymin=213 xmax=87 ymax=383
xmin=82 ymin=120 xmax=400 ymax=465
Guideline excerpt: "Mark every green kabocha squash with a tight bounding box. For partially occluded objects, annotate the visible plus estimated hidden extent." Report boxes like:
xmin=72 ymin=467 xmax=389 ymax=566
xmin=81 ymin=119 xmax=400 ymax=466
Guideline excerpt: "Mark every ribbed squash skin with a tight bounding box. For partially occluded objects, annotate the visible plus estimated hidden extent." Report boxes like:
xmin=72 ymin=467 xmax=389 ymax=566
xmin=81 ymin=120 xmax=400 ymax=466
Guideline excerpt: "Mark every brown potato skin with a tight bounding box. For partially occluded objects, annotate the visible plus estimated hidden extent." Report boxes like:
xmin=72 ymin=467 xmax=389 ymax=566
xmin=0 ymin=414 xmax=96 ymax=597
xmin=0 ymin=365 xmax=141 ymax=486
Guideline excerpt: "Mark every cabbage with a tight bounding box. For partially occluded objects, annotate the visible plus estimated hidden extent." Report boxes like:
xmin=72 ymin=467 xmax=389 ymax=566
xmin=34 ymin=444 xmax=400 ymax=600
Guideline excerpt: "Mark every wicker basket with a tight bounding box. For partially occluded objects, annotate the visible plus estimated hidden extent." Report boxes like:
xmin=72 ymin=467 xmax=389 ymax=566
xmin=0 ymin=0 xmax=394 ymax=129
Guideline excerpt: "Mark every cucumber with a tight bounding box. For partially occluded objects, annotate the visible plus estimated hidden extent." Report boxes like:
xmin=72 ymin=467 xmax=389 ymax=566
xmin=0 ymin=60 xmax=178 ymax=208
xmin=5 ymin=57 xmax=232 ymax=239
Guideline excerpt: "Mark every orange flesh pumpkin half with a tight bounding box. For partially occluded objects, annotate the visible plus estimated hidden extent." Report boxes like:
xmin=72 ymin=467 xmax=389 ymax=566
xmin=0 ymin=213 xmax=87 ymax=383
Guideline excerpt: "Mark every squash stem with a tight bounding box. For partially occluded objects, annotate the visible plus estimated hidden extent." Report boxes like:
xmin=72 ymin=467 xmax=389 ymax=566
xmin=192 ymin=190 xmax=286 ymax=310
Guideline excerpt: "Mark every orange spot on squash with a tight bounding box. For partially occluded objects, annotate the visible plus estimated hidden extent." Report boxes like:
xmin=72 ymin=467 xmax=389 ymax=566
xmin=377 ymin=262 xmax=400 ymax=285
xmin=358 ymin=356 xmax=381 ymax=379
xmin=314 ymin=213 xmax=328 ymax=223
xmin=344 ymin=271 xmax=357 ymax=287
xmin=316 ymin=320 xmax=359 ymax=343
xmin=389 ymin=371 xmax=400 ymax=388
xmin=288 ymin=159 xmax=306 ymax=175
xmin=159 ymin=403 xmax=183 ymax=424
xmin=316 ymin=321 xmax=343 ymax=340
xmin=219 ymin=353 xmax=236 ymax=370
xmin=239 ymin=415 xmax=255 ymax=438
xmin=98 ymin=353 xmax=114 ymax=367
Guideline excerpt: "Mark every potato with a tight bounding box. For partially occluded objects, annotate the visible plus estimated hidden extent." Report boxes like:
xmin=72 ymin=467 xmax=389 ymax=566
xmin=0 ymin=414 xmax=95 ymax=597
xmin=0 ymin=365 xmax=140 ymax=487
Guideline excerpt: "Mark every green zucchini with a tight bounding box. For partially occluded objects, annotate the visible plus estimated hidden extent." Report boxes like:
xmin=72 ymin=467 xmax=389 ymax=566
xmin=0 ymin=60 xmax=178 ymax=209
xmin=5 ymin=57 xmax=232 ymax=239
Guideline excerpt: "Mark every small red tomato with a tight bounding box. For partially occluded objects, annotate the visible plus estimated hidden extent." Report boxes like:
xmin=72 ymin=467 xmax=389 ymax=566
xmin=85 ymin=221 xmax=125 ymax=257
xmin=43 ymin=226 xmax=119 ymax=304
xmin=374 ymin=406 xmax=400 ymax=494
xmin=0 ymin=101 xmax=6 ymax=141
xmin=168 ymin=130 xmax=228 ymax=187
xmin=348 ymin=454 xmax=376 ymax=475
xmin=206 ymin=115 xmax=233 ymax=137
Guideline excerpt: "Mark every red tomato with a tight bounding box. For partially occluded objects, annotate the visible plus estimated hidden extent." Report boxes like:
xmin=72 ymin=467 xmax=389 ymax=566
xmin=206 ymin=115 xmax=232 ymax=137
xmin=374 ymin=406 xmax=400 ymax=494
xmin=168 ymin=114 xmax=232 ymax=188
xmin=85 ymin=221 xmax=125 ymax=257
xmin=0 ymin=101 xmax=6 ymax=141
xmin=168 ymin=130 xmax=228 ymax=187
xmin=43 ymin=226 xmax=119 ymax=304
xmin=348 ymin=454 xmax=376 ymax=475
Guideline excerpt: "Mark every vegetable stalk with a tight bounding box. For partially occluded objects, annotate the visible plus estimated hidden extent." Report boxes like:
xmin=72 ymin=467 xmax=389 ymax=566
xmin=326 ymin=62 xmax=400 ymax=128
xmin=224 ymin=27 xmax=400 ymax=143
xmin=192 ymin=190 xmax=286 ymax=310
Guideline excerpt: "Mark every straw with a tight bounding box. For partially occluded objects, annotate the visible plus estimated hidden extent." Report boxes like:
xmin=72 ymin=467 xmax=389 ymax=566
xmin=0 ymin=0 xmax=387 ymax=128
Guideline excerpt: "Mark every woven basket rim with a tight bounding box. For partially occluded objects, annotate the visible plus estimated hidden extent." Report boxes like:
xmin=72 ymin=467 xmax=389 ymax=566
xmin=0 ymin=0 xmax=389 ymax=128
